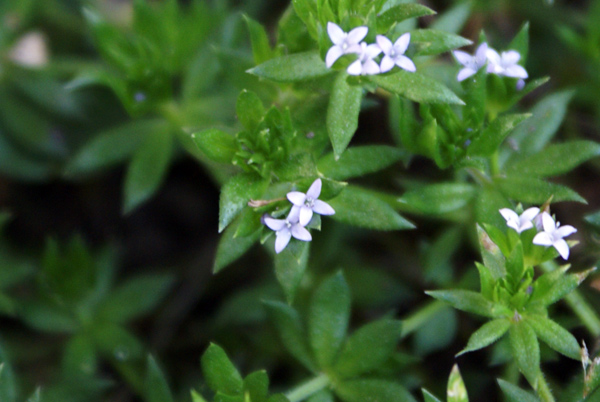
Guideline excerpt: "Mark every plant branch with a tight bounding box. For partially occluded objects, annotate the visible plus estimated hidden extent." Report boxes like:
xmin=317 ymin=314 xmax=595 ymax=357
xmin=400 ymin=300 xmax=449 ymax=338
xmin=285 ymin=374 xmax=330 ymax=402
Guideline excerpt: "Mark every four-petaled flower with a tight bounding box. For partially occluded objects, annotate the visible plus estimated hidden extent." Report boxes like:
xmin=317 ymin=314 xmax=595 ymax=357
xmin=376 ymin=33 xmax=416 ymax=73
xmin=287 ymin=179 xmax=336 ymax=226
xmin=486 ymin=49 xmax=528 ymax=79
xmin=263 ymin=208 xmax=312 ymax=254
xmin=347 ymin=41 xmax=382 ymax=76
xmin=499 ymin=207 xmax=540 ymax=234
xmin=532 ymin=212 xmax=577 ymax=260
xmin=325 ymin=22 xmax=367 ymax=68
xmin=453 ymin=42 xmax=488 ymax=81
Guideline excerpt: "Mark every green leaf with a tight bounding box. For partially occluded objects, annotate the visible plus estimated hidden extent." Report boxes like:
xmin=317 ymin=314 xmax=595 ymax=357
xmin=429 ymin=2 xmax=471 ymax=34
xmin=201 ymin=343 xmax=244 ymax=395
xmin=497 ymin=379 xmax=539 ymax=402
xmin=370 ymin=71 xmax=464 ymax=105
xmin=191 ymin=390 xmax=208 ymax=402
xmin=244 ymin=15 xmax=273 ymax=65
xmin=20 ymin=302 xmax=79 ymax=333
xmin=333 ymin=319 xmax=402 ymax=378
xmin=398 ymin=183 xmax=475 ymax=215
xmin=123 ymin=131 xmax=173 ymax=214
xmin=336 ymin=379 xmax=417 ymax=402
xmin=447 ymin=365 xmax=469 ymax=402
xmin=425 ymin=290 xmax=507 ymax=318
xmin=457 ymin=319 xmax=510 ymax=356
xmin=506 ymin=242 xmax=524 ymax=285
xmin=236 ymin=90 xmax=265 ymax=132
xmin=530 ymin=268 xmax=597 ymax=307
xmin=146 ymin=355 xmax=174 ymax=402
xmin=214 ymin=217 xmax=260 ymax=273
xmin=248 ymin=51 xmax=331 ymax=82
xmin=317 ymin=145 xmax=403 ymax=180
xmin=62 ymin=335 xmax=97 ymax=376
xmin=192 ymin=129 xmax=237 ymax=164
xmin=219 ymin=173 xmax=268 ymax=232
xmin=98 ymin=274 xmax=175 ymax=323
xmin=327 ymin=72 xmax=362 ymax=157
xmin=468 ymin=114 xmax=530 ymax=157
xmin=508 ymin=22 xmax=529 ymax=65
xmin=414 ymin=307 xmax=457 ymax=355
xmin=244 ymin=371 xmax=269 ymax=402
xmin=263 ymin=300 xmax=316 ymax=372
xmin=526 ymin=314 xmax=580 ymax=360
xmin=508 ymin=321 xmax=540 ymax=387
xmin=476 ymin=225 xmax=506 ymax=281
xmin=91 ymin=323 xmax=145 ymax=360
xmin=377 ymin=4 xmax=436 ymax=33
xmin=505 ymin=140 xmax=600 ymax=178
xmin=411 ymin=29 xmax=472 ymax=56
xmin=494 ymin=176 xmax=586 ymax=204
xmin=0 ymin=343 xmax=18 ymax=402
xmin=275 ymin=241 xmax=310 ymax=304
xmin=309 ymin=271 xmax=351 ymax=368
xmin=328 ymin=186 xmax=414 ymax=230
xmin=307 ymin=390 xmax=334 ymax=402
xmin=422 ymin=389 xmax=443 ymax=402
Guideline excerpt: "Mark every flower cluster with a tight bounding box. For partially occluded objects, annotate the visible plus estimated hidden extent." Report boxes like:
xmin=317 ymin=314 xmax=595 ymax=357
xmin=263 ymin=179 xmax=335 ymax=253
xmin=454 ymin=42 xmax=528 ymax=84
xmin=325 ymin=22 xmax=416 ymax=76
xmin=500 ymin=207 xmax=577 ymax=259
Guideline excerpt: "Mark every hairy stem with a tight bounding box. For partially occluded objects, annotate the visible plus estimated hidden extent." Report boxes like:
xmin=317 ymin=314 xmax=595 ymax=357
xmin=536 ymin=373 xmax=556 ymax=402
xmin=400 ymin=300 xmax=449 ymax=338
xmin=285 ymin=374 xmax=330 ymax=402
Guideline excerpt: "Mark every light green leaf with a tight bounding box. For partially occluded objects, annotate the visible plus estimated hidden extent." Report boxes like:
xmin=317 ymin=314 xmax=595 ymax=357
xmin=191 ymin=390 xmax=208 ymax=402
xmin=307 ymin=390 xmax=334 ymax=402
xmin=248 ymin=51 xmax=331 ymax=82
xmin=123 ymin=131 xmax=173 ymax=214
xmin=497 ymin=379 xmax=539 ymax=402
xmin=430 ymin=2 xmax=471 ymax=34
xmin=318 ymin=145 xmax=404 ymax=180
xmin=309 ymin=272 xmax=351 ymax=368
xmin=244 ymin=15 xmax=273 ymax=65
xmin=468 ymin=114 xmax=530 ymax=157
xmin=201 ymin=343 xmax=244 ymax=395
xmin=370 ymin=71 xmax=464 ymax=105
xmin=447 ymin=365 xmax=468 ymax=402
xmin=505 ymin=140 xmax=600 ymax=178
xmin=425 ymin=290 xmax=507 ymax=318
xmin=328 ymin=186 xmax=414 ymax=230
xmin=275 ymin=241 xmax=310 ymax=304
xmin=494 ymin=176 xmax=586 ymax=204
xmin=236 ymin=90 xmax=265 ymax=132
xmin=508 ymin=321 xmax=540 ymax=387
xmin=336 ymin=379 xmax=417 ymax=402
xmin=244 ymin=371 xmax=269 ymax=402
xmin=422 ymin=389 xmax=443 ymax=402
xmin=214 ymin=217 xmax=260 ymax=273
xmin=192 ymin=129 xmax=237 ymax=164
xmin=411 ymin=29 xmax=472 ymax=56
xmin=457 ymin=319 xmax=510 ymax=356
xmin=526 ymin=315 xmax=580 ymax=360
xmin=327 ymin=72 xmax=363 ymax=157
xmin=398 ymin=183 xmax=475 ymax=215
xmin=333 ymin=319 xmax=402 ymax=378
xmin=146 ymin=355 xmax=174 ymax=402
xmin=219 ymin=173 xmax=268 ymax=232
xmin=377 ymin=4 xmax=436 ymax=32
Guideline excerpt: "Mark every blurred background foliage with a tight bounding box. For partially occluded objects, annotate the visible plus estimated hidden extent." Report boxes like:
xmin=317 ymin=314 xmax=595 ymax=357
xmin=0 ymin=0 xmax=599 ymax=401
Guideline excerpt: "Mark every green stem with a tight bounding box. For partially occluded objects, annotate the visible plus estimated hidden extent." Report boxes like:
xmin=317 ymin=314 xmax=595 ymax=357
xmin=400 ymin=300 xmax=449 ymax=338
xmin=285 ymin=374 xmax=330 ymax=402
xmin=536 ymin=374 xmax=556 ymax=402
xmin=490 ymin=150 xmax=500 ymax=176
xmin=540 ymin=261 xmax=600 ymax=337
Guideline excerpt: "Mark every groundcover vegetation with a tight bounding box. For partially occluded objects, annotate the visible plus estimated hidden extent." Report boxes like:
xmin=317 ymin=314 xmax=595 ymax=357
xmin=1 ymin=0 xmax=600 ymax=401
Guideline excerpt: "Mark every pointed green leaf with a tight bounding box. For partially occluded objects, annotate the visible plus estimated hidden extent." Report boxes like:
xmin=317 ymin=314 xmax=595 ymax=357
xmin=468 ymin=114 xmax=530 ymax=157
xmin=317 ymin=145 xmax=404 ymax=180
xmin=201 ymin=344 xmax=243 ymax=395
xmin=20 ymin=302 xmax=79 ymax=333
xmin=526 ymin=315 xmax=580 ymax=360
xmin=411 ymin=29 xmax=472 ymax=56
xmin=192 ymin=129 xmax=237 ymax=163
xmin=336 ymin=379 xmax=417 ymax=402
xmin=191 ymin=390 xmax=208 ymax=402
xmin=398 ymin=183 xmax=475 ymax=215
xmin=328 ymin=186 xmax=414 ymax=230
xmin=506 ymin=243 xmax=524 ymax=285
xmin=425 ymin=290 xmax=507 ymax=318
xmin=430 ymin=2 xmax=471 ymax=34
xmin=248 ymin=51 xmax=331 ymax=82
xmin=214 ymin=217 xmax=260 ymax=273
xmin=146 ymin=355 xmax=174 ymax=402
xmin=236 ymin=90 xmax=265 ymax=132
xmin=333 ymin=319 xmax=402 ymax=378
xmin=244 ymin=371 xmax=269 ymax=402
xmin=327 ymin=72 xmax=362 ymax=157
xmin=244 ymin=15 xmax=273 ymax=65
xmin=0 ymin=343 xmax=17 ymax=402
xmin=508 ymin=321 xmax=540 ymax=387
xmin=447 ymin=365 xmax=468 ymax=402
xmin=494 ymin=176 xmax=586 ymax=204
xmin=508 ymin=22 xmax=529 ymax=64
xmin=62 ymin=335 xmax=97 ymax=376
xmin=497 ymin=379 xmax=539 ymax=402
xmin=422 ymin=389 xmax=443 ymax=402
xmin=377 ymin=4 xmax=436 ymax=32
xmin=370 ymin=71 xmax=464 ymax=105
xmin=457 ymin=319 xmax=510 ymax=356
xmin=275 ymin=241 xmax=310 ymax=304
xmin=476 ymin=225 xmax=506 ymax=280
xmin=219 ymin=173 xmax=268 ymax=232
xmin=309 ymin=272 xmax=351 ymax=368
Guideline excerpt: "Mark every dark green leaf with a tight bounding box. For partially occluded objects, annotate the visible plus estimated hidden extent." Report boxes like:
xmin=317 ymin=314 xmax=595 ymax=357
xmin=468 ymin=114 xmax=530 ymax=157
xmin=508 ymin=321 xmax=540 ymax=387
xmin=201 ymin=343 xmax=243 ymax=395
xmin=214 ymin=217 xmax=260 ymax=273
xmin=318 ymin=145 xmax=403 ymax=180
xmin=508 ymin=22 xmax=529 ymax=65
xmin=248 ymin=51 xmax=331 ymax=82
xmin=377 ymin=4 xmax=436 ymax=32
xmin=327 ymin=72 xmax=363 ymax=157
xmin=123 ymin=131 xmax=173 ymax=214
xmin=236 ymin=90 xmax=265 ymax=132
xmin=414 ymin=307 xmax=457 ymax=355
xmin=334 ymin=319 xmax=402 ymax=378
xmin=146 ymin=355 xmax=174 ymax=402
xmin=336 ymin=379 xmax=417 ymax=402
xmin=411 ymin=29 xmax=472 ymax=56
xmin=91 ymin=323 xmax=145 ymax=360
xmin=244 ymin=371 xmax=269 ymax=402
xmin=425 ymin=290 xmax=508 ymax=318
xmin=20 ymin=302 xmax=79 ymax=333
xmin=526 ymin=315 xmax=579 ymax=360
xmin=370 ymin=71 xmax=464 ymax=105
xmin=457 ymin=319 xmax=510 ymax=356
xmin=192 ymin=129 xmax=237 ymax=164
xmin=497 ymin=379 xmax=539 ymax=402
xmin=244 ymin=15 xmax=273 ymax=65
xmin=309 ymin=272 xmax=351 ymax=368
xmin=0 ymin=342 xmax=17 ymax=402
xmin=422 ymin=389 xmax=443 ymax=402
xmin=494 ymin=176 xmax=586 ymax=204
xmin=398 ymin=183 xmax=475 ymax=215
xmin=62 ymin=335 xmax=97 ymax=376
xmin=219 ymin=173 xmax=268 ymax=232
xmin=328 ymin=186 xmax=414 ymax=230
xmin=275 ymin=241 xmax=310 ymax=304
xmin=429 ymin=2 xmax=471 ymax=34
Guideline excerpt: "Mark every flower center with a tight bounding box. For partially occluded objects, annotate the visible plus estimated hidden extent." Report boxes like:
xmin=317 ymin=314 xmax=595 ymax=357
xmin=389 ymin=49 xmax=396 ymax=58
xmin=285 ymin=221 xmax=292 ymax=229
xmin=304 ymin=197 xmax=315 ymax=208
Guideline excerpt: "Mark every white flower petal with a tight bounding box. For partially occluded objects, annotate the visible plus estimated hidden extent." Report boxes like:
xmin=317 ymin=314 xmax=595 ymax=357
xmin=475 ymin=43 xmax=488 ymax=65
xmin=457 ymin=67 xmax=476 ymax=82
xmin=503 ymin=64 xmax=528 ymax=79
xmin=287 ymin=191 xmax=306 ymax=206
xmin=553 ymin=239 xmax=570 ymax=259
xmin=507 ymin=220 xmax=522 ymax=233
xmin=453 ymin=50 xmax=472 ymax=66
xmin=394 ymin=33 xmax=411 ymax=54
xmin=327 ymin=22 xmax=346 ymax=45
xmin=555 ymin=225 xmax=577 ymax=238
xmin=362 ymin=59 xmax=380 ymax=75
xmin=288 ymin=206 xmax=301 ymax=223
xmin=347 ymin=59 xmax=363 ymax=75
xmin=264 ymin=216 xmax=286 ymax=231
xmin=376 ymin=35 xmax=393 ymax=54
xmin=486 ymin=48 xmax=501 ymax=65
xmin=395 ymin=55 xmax=416 ymax=72
xmin=347 ymin=26 xmax=368 ymax=45
xmin=541 ymin=212 xmax=556 ymax=234
xmin=291 ymin=224 xmax=312 ymax=241
xmin=313 ymin=200 xmax=335 ymax=215
xmin=326 ymin=45 xmax=344 ymax=68
xmin=365 ymin=43 xmax=382 ymax=58
xmin=306 ymin=178 xmax=322 ymax=199
xmin=500 ymin=208 xmax=520 ymax=223
xmin=521 ymin=207 xmax=540 ymax=221
xmin=517 ymin=221 xmax=534 ymax=233
xmin=533 ymin=232 xmax=554 ymax=247
xmin=275 ymin=229 xmax=292 ymax=253
xmin=299 ymin=207 xmax=313 ymax=227
xmin=502 ymin=50 xmax=521 ymax=65
xmin=379 ymin=55 xmax=395 ymax=73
